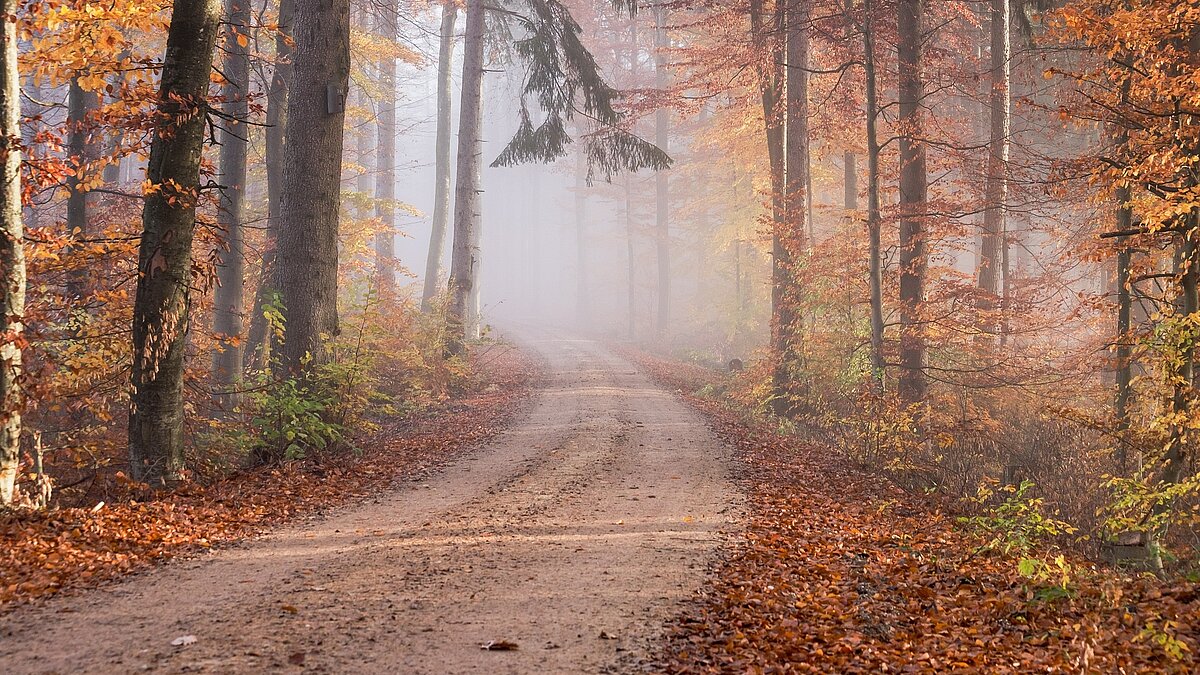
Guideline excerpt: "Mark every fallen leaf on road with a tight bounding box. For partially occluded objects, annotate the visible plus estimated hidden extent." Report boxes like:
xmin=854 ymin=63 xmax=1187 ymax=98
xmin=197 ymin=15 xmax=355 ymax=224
xmin=480 ymin=640 xmax=519 ymax=651
xmin=599 ymin=630 xmax=618 ymax=640
xmin=281 ymin=604 xmax=298 ymax=614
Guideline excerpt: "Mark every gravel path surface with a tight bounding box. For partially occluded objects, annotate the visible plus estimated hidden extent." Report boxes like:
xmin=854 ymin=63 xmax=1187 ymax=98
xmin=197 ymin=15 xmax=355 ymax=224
xmin=0 ymin=327 xmax=739 ymax=674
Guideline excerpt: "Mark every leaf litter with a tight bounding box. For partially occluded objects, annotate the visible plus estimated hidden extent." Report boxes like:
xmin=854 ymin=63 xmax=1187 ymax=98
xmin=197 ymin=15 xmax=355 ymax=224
xmin=627 ymin=350 xmax=1200 ymax=674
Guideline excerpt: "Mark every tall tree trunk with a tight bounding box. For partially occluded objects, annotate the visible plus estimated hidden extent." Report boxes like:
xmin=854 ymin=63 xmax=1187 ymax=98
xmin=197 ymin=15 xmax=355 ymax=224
xmin=770 ymin=0 xmax=809 ymax=416
xmin=272 ymin=0 xmax=350 ymax=374
xmin=752 ymin=0 xmax=788 ymax=414
xmin=575 ymin=145 xmax=589 ymax=326
xmin=129 ymin=0 xmax=222 ymax=485
xmin=653 ymin=5 xmax=670 ymax=334
xmin=102 ymin=69 xmax=124 ymax=187
xmin=421 ymin=2 xmax=458 ymax=311
xmin=864 ymin=0 xmax=885 ymax=387
xmin=1114 ymin=241 xmax=1132 ymax=454
xmin=244 ymin=0 xmax=294 ymax=370
xmin=66 ymin=79 xmax=98 ymax=302
xmin=212 ymin=0 xmax=250 ymax=411
xmin=625 ymin=18 xmax=639 ymax=340
xmin=0 ymin=0 xmax=25 ymax=505
xmin=445 ymin=0 xmax=485 ymax=356
xmin=977 ymin=0 xmax=1009 ymax=331
xmin=355 ymin=8 xmax=374 ymax=253
xmin=896 ymin=0 xmax=928 ymax=407
xmin=626 ymin=173 xmax=636 ymax=339
xmin=375 ymin=1 xmax=399 ymax=291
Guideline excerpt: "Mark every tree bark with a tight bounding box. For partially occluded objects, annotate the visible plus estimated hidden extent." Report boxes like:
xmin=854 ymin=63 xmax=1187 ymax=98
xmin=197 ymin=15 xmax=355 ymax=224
xmin=129 ymin=0 xmax=222 ymax=485
xmin=896 ymin=0 xmax=928 ymax=407
xmin=625 ymin=18 xmax=639 ymax=340
xmin=244 ymin=0 xmax=294 ymax=370
xmin=751 ymin=0 xmax=788 ymax=414
xmin=421 ymin=2 xmax=458 ymax=311
xmin=212 ymin=0 xmax=251 ymax=411
xmin=272 ymin=0 xmax=350 ymax=373
xmin=653 ymin=4 xmax=670 ymax=334
xmin=977 ymin=0 xmax=1009 ymax=328
xmin=863 ymin=0 xmax=885 ymax=387
xmin=66 ymin=79 xmax=99 ymax=302
xmin=575 ymin=144 xmax=589 ymax=326
xmin=770 ymin=0 xmax=809 ymax=416
xmin=0 ymin=0 xmax=25 ymax=505
xmin=375 ymin=0 xmax=399 ymax=291
xmin=445 ymin=0 xmax=485 ymax=356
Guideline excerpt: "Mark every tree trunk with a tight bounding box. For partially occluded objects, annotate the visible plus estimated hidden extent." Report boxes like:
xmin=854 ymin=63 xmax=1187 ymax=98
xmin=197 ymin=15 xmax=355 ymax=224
xmin=896 ymin=0 xmax=928 ymax=407
xmin=575 ymin=144 xmax=589 ymax=326
xmin=625 ymin=173 xmax=636 ymax=339
xmin=0 ymin=0 xmax=25 ymax=505
xmin=625 ymin=18 xmax=639 ymax=340
xmin=770 ymin=0 xmax=809 ymax=416
xmin=355 ymin=9 xmax=374 ymax=253
xmin=129 ymin=0 xmax=222 ymax=485
xmin=445 ymin=0 xmax=485 ymax=356
xmin=272 ymin=0 xmax=350 ymax=374
xmin=653 ymin=5 xmax=670 ymax=334
xmin=421 ymin=2 xmax=457 ymax=311
xmin=375 ymin=1 xmax=399 ymax=291
xmin=66 ymin=79 xmax=98 ymax=302
xmin=212 ymin=0 xmax=250 ymax=411
xmin=864 ymin=0 xmax=885 ymax=387
xmin=977 ymin=0 xmax=1009 ymax=330
xmin=751 ymin=0 xmax=788 ymax=414
xmin=244 ymin=0 xmax=294 ymax=370
xmin=102 ymin=70 xmax=124 ymax=187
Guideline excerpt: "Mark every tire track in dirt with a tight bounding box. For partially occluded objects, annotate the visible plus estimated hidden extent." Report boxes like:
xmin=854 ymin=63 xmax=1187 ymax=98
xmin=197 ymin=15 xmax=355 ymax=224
xmin=0 ymin=326 xmax=739 ymax=674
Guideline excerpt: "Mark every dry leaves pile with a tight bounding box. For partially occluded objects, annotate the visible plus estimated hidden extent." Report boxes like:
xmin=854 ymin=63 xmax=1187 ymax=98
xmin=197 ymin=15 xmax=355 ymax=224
xmin=631 ymin=353 xmax=1200 ymax=673
xmin=0 ymin=346 xmax=535 ymax=610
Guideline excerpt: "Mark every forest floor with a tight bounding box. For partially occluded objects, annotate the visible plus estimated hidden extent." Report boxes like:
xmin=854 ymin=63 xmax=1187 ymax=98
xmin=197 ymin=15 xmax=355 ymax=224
xmin=0 ymin=327 xmax=739 ymax=674
xmin=627 ymin=350 xmax=1200 ymax=674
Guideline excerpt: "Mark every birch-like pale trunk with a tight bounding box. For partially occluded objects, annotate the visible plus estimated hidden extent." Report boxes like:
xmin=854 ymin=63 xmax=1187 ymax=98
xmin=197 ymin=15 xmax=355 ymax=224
xmin=445 ymin=0 xmax=485 ymax=355
xmin=0 ymin=0 xmax=25 ymax=504
xmin=421 ymin=2 xmax=458 ymax=311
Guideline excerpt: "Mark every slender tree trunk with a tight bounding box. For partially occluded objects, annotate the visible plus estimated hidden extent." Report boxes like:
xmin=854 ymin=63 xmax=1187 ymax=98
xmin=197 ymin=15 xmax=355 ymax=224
xmin=864 ymin=0 xmax=885 ymax=387
xmin=272 ymin=0 xmax=350 ymax=373
xmin=102 ymin=69 xmax=124 ymax=187
xmin=129 ymin=0 xmax=222 ymax=485
xmin=245 ymin=0 xmax=294 ymax=370
xmin=653 ymin=4 xmax=670 ymax=334
xmin=575 ymin=145 xmax=589 ymax=326
xmin=375 ymin=1 xmax=399 ymax=291
xmin=752 ymin=0 xmax=788 ymax=413
xmin=1114 ymin=240 xmax=1132 ymax=452
xmin=445 ymin=0 xmax=485 ymax=356
xmin=66 ymin=79 xmax=98 ymax=302
xmin=421 ymin=2 xmax=458 ymax=311
xmin=212 ymin=0 xmax=250 ymax=411
xmin=626 ymin=173 xmax=636 ymax=339
xmin=0 ymin=0 xmax=25 ymax=505
xmin=625 ymin=18 xmax=639 ymax=340
xmin=355 ymin=8 xmax=373 ymax=226
xmin=896 ymin=0 xmax=928 ymax=407
xmin=977 ymin=0 xmax=1009 ymax=329
xmin=770 ymin=0 xmax=809 ymax=416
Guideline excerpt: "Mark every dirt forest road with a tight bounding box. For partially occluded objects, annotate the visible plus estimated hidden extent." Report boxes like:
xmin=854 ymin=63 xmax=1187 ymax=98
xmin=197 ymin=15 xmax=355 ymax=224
xmin=0 ymin=327 xmax=739 ymax=674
